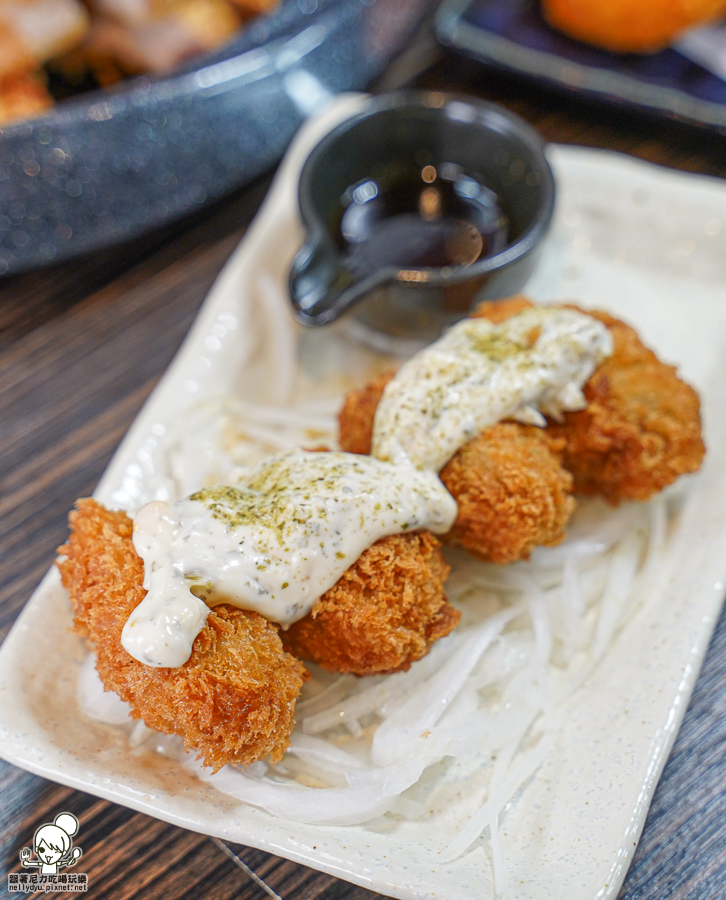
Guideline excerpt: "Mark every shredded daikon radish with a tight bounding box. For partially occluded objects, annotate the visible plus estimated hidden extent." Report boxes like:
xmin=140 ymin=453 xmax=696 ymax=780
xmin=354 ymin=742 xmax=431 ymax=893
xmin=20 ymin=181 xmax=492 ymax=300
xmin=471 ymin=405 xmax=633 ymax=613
xmin=296 ymin=672 xmax=359 ymax=718
xmin=303 ymin=640 xmax=454 ymax=736
xmin=129 ymin=393 xmax=340 ymax=506
xmin=371 ymin=607 xmax=523 ymax=767
xmin=188 ymin=754 xmax=439 ymax=826
xmin=590 ymin=535 xmax=644 ymax=663
xmin=79 ymin=386 xmax=679 ymax=892
xmin=287 ymin=734 xmax=368 ymax=773
xmin=439 ymin=734 xmax=554 ymax=863
xmin=78 ymin=488 xmax=671 ymax=851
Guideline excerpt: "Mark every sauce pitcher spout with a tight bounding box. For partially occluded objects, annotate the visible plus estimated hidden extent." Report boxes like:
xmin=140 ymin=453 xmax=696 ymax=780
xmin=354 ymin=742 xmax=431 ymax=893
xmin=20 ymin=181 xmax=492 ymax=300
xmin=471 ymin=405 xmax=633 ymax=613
xmin=289 ymin=234 xmax=389 ymax=327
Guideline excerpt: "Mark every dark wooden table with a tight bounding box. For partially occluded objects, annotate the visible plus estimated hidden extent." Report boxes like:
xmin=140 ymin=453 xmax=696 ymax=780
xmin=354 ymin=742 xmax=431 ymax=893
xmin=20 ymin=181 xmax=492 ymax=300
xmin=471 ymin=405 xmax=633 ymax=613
xmin=3 ymin=18 xmax=726 ymax=900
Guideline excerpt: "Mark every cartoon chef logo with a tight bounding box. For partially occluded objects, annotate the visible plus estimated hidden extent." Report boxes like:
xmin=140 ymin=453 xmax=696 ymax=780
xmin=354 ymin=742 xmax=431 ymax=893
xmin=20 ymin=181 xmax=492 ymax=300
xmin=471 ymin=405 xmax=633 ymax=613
xmin=19 ymin=813 xmax=83 ymax=874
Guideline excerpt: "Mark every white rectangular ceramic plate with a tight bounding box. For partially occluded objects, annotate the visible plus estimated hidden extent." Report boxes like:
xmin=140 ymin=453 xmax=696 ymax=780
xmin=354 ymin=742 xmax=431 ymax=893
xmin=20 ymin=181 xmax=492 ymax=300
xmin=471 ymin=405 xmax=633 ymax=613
xmin=2 ymin=95 xmax=726 ymax=900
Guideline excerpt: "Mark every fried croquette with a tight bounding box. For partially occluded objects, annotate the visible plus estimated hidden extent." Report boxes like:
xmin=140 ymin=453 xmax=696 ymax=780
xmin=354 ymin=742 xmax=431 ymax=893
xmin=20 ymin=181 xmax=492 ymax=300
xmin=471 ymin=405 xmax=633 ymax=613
xmin=546 ymin=309 xmax=705 ymax=503
xmin=440 ymin=425 xmax=575 ymax=563
xmin=472 ymin=298 xmax=705 ymax=504
xmin=281 ymin=531 xmax=458 ymax=675
xmin=338 ymin=368 xmax=575 ymax=564
xmin=0 ymin=74 xmax=53 ymax=125
xmin=338 ymin=369 xmax=396 ymax=457
xmin=541 ymin=0 xmax=726 ymax=54
xmin=57 ymin=498 xmax=306 ymax=772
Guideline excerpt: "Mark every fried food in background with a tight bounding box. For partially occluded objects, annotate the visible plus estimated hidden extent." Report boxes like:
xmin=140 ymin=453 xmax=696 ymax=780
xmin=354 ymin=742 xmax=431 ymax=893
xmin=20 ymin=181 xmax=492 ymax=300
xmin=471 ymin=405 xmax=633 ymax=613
xmin=0 ymin=73 xmax=53 ymax=125
xmin=0 ymin=0 xmax=279 ymax=124
xmin=338 ymin=367 xmax=576 ymax=564
xmin=0 ymin=0 xmax=89 ymax=79
xmin=542 ymin=0 xmax=726 ymax=53
xmin=65 ymin=0 xmax=242 ymax=78
xmin=57 ymin=498 xmax=306 ymax=772
xmin=281 ymin=531 xmax=458 ymax=676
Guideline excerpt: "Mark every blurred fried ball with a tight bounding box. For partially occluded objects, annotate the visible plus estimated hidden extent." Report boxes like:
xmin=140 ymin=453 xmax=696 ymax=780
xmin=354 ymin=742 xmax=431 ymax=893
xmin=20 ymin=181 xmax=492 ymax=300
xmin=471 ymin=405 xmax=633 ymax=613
xmin=542 ymin=0 xmax=726 ymax=53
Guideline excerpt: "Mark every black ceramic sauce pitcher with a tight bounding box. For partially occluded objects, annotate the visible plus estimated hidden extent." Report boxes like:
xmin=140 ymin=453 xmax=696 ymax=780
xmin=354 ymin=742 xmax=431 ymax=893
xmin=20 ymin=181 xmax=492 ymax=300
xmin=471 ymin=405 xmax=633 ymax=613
xmin=289 ymin=92 xmax=555 ymax=341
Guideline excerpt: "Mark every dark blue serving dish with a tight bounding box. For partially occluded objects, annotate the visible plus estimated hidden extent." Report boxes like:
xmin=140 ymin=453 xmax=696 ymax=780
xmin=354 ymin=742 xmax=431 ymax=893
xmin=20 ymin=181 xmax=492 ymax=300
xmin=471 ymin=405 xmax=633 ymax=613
xmin=437 ymin=0 xmax=726 ymax=133
xmin=0 ymin=0 xmax=433 ymax=276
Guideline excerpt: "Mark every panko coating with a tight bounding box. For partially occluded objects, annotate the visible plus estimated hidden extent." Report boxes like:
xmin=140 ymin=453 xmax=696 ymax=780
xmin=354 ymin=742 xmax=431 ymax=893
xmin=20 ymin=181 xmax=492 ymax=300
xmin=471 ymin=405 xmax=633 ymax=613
xmin=542 ymin=0 xmax=726 ymax=53
xmin=281 ymin=531 xmax=457 ymax=676
xmin=59 ymin=498 xmax=458 ymax=760
xmin=338 ymin=366 xmax=575 ymax=564
xmin=472 ymin=298 xmax=705 ymax=503
xmin=546 ymin=308 xmax=705 ymax=503
xmin=440 ymin=424 xmax=575 ymax=563
xmin=338 ymin=369 xmax=396 ymax=457
xmin=57 ymin=498 xmax=306 ymax=772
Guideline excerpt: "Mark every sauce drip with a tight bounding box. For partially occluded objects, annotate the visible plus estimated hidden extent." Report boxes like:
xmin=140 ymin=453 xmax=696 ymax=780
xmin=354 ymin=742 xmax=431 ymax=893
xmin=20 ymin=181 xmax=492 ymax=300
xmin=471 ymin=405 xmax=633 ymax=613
xmin=122 ymin=449 xmax=457 ymax=668
xmin=372 ymin=307 xmax=613 ymax=472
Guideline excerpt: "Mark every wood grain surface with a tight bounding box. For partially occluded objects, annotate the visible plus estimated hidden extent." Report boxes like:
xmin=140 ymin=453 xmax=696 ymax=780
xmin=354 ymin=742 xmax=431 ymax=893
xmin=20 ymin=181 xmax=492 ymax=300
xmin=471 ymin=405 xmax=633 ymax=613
xmin=3 ymin=17 xmax=726 ymax=900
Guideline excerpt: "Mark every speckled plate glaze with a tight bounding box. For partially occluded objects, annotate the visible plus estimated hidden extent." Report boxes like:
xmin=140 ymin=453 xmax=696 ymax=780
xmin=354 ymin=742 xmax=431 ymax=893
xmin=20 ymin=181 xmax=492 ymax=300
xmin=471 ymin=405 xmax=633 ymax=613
xmin=0 ymin=0 xmax=433 ymax=276
xmin=2 ymin=96 xmax=726 ymax=900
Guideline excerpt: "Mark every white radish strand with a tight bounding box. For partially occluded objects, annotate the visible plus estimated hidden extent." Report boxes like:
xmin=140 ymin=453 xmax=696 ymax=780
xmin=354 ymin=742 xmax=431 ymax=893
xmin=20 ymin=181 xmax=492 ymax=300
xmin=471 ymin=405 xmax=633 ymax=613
xmin=296 ymin=673 xmax=359 ymax=719
xmin=439 ymin=733 xmax=554 ymax=864
xmin=224 ymin=421 xmax=305 ymax=452
xmin=302 ymin=637 xmax=458 ymax=736
xmin=286 ymin=734 xmax=368 ymax=774
xmin=590 ymin=535 xmax=643 ymax=663
xmin=371 ymin=607 xmax=524 ymax=767
xmin=190 ymin=755 xmax=439 ymax=826
xmin=558 ymin=554 xmax=584 ymax=663
xmin=222 ymin=397 xmax=337 ymax=432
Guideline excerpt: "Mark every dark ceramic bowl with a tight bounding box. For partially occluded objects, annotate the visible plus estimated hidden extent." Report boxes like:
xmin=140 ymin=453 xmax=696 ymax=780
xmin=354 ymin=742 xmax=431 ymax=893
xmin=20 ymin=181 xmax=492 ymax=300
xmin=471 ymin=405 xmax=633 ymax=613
xmin=289 ymin=90 xmax=555 ymax=341
xmin=0 ymin=0 xmax=434 ymax=276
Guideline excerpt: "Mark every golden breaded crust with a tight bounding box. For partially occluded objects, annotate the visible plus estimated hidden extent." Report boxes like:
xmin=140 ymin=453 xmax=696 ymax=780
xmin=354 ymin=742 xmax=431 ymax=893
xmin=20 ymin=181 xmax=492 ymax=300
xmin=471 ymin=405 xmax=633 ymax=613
xmin=338 ymin=369 xmax=395 ymax=457
xmin=440 ymin=424 xmax=574 ymax=563
xmin=471 ymin=299 xmax=705 ymax=503
xmin=547 ymin=308 xmax=705 ymax=503
xmin=338 ymin=364 xmax=574 ymax=563
xmin=469 ymin=294 xmax=534 ymax=323
xmin=57 ymin=499 xmax=306 ymax=772
xmin=281 ymin=532 xmax=457 ymax=676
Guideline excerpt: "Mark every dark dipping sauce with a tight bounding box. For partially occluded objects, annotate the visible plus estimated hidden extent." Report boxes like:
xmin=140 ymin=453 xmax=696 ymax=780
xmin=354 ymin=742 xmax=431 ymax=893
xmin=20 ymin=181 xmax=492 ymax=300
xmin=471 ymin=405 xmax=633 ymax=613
xmin=338 ymin=163 xmax=510 ymax=275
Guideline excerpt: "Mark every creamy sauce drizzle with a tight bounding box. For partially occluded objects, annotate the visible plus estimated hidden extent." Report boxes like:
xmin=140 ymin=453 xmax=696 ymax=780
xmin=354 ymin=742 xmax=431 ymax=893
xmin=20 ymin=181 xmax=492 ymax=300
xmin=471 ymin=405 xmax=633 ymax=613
xmin=372 ymin=307 xmax=613 ymax=472
xmin=121 ymin=449 xmax=457 ymax=668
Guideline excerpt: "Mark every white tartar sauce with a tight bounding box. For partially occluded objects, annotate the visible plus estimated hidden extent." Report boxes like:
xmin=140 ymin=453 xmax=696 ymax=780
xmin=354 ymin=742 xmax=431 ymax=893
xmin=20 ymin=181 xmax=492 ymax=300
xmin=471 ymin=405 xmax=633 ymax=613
xmin=371 ymin=307 xmax=613 ymax=472
xmin=121 ymin=449 xmax=457 ymax=668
